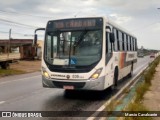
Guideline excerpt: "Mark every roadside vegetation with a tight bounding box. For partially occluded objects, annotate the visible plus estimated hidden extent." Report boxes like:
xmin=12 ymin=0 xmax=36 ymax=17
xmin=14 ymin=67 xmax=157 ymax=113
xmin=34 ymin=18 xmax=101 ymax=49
xmin=0 ymin=60 xmax=41 ymax=78
xmin=104 ymin=56 xmax=160 ymax=119
xmin=0 ymin=69 xmax=26 ymax=77
xmin=124 ymin=55 xmax=160 ymax=120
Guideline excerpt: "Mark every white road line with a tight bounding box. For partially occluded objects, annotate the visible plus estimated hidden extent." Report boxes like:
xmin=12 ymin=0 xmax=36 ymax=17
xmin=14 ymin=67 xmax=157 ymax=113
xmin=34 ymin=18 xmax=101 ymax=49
xmin=0 ymin=75 xmax=40 ymax=85
xmin=0 ymin=101 xmax=5 ymax=105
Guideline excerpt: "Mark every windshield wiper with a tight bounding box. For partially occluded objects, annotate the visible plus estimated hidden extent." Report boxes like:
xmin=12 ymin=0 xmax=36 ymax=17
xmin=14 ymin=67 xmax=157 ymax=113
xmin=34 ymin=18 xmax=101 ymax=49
xmin=74 ymin=30 xmax=88 ymax=47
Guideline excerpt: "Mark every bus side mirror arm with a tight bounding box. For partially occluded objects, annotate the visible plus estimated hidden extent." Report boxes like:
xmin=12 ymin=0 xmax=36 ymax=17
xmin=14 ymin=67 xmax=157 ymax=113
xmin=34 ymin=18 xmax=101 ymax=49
xmin=33 ymin=28 xmax=45 ymax=58
xmin=34 ymin=28 xmax=45 ymax=46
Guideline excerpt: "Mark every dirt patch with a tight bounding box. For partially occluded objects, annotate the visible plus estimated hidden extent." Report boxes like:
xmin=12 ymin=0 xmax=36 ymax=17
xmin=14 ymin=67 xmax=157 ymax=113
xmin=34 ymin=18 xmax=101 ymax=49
xmin=143 ymin=64 xmax=160 ymax=120
xmin=10 ymin=60 xmax=41 ymax=73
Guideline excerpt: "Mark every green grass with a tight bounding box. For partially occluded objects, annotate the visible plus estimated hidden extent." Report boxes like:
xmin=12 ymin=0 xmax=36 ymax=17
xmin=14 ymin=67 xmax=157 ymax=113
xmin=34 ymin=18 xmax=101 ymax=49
xmin=135 ymin=83 xmax=150 ymax=102
xmin=122 ymin=87 xmax=130 ymax=94
xmin=123 ymin=56 xmax=160 ymax=120
xmin=136 ymin=56 xmax=160 ymax=101
xmin=124 ymin=102 xmax=152 ymax=120
xmin=0 ymin=69 xmax=26 ymax=77
xmin=106 ymin=100 xmax=117 ymax=111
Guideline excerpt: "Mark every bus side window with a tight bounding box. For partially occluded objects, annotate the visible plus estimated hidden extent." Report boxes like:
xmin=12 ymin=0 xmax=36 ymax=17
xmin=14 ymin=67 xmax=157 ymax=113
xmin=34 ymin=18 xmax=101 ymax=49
xmin=130 ymin=37 xmax=132 ymax=51
xmin=126 ymin=35 xmax=129 ymax=51
xmin=128 ymin=36 xmax=130 ymax=51
xmin=113 ymin=28 xmax=118 ymax=51
xmin=122 ymin=33 xmax=125 ymax=51
xmin=131 ymin=37 xmax=134 ymax=51
xmin=132 ymin=38 xmax=133 ymax=51
xmin=116 ymin=29 xmax=120 ymax=51
xmin=135 ymin=39 xmax=137 ymax=51
xmin=106 ymin=32 xmax=112 ymax=53
xmin=134 ymin=39 xmax=137 ymax=51
xmin=118 ymin=31 xmax=122 ymax=51
xmin=124 ymin=34 xmax=127 ymax=51
xmin=133 ymin=38 xmax=135 ymax=51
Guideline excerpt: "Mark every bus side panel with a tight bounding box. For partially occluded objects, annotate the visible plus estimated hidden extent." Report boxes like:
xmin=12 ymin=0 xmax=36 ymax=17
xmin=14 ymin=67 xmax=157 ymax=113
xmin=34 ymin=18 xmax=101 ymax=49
xmin=104 ymin=51 xmax=137 ymax=89
xmin=104 ymin=52 xmax=119 ymax=89
xmin=118 ymin=51 xmax=137 ymax=79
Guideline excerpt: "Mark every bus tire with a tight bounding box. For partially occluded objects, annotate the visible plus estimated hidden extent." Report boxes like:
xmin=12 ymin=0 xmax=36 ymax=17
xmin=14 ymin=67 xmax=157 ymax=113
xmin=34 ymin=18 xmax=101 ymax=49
xmin=111 ymin=68 xmax=118 ymax=90
xmin=128 ymin=63 xmax=133 ymax=78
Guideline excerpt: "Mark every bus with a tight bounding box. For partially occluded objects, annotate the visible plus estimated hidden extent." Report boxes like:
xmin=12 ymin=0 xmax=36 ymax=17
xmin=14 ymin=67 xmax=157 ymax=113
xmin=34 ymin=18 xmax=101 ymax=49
xmin=35 ymin=17 xmax=137 ymax=91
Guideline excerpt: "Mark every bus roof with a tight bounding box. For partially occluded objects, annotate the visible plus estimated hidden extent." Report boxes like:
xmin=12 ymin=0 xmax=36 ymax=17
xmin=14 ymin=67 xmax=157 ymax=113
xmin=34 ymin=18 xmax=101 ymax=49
xmin=105 ymin=17 xmax=136 ymax=38
xmin=48 ymin=16 xmax=136 ymax=38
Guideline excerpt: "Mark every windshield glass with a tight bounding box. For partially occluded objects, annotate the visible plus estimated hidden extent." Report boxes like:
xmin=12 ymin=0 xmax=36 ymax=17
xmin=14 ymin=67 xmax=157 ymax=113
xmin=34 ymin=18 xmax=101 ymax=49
xmin=44 ymin=30 xmax=102 ymax=67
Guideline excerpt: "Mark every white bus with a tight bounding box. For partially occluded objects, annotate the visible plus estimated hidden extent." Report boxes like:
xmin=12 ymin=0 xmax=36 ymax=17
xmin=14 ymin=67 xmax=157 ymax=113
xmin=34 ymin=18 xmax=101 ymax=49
xmin=37 ymin=17 xmax=137 ymax=90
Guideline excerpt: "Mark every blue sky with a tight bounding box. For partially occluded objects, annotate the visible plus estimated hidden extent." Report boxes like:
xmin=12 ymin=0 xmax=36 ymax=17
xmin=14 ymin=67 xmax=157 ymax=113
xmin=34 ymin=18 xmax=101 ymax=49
xmin=0 ymin=0 xmax=160 ymax=50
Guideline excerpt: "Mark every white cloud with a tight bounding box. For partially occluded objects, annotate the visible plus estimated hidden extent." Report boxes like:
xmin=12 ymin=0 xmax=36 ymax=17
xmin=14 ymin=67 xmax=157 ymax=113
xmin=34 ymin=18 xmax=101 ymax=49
xmin=0 ymin=0 xmax=25 ymax=6
xmin=109 ymin=13 xmax=132 ymax=25
xmin=49 ymin=8 xmax=63 ymax=13
xmin=0 ymin=0 xmax=160 ymax=49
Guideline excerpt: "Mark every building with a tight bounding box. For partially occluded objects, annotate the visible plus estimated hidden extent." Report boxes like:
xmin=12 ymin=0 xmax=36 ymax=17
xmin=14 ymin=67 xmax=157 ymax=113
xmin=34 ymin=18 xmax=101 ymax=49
xmin=0 ymin=39 xmax=35 ymax=59
xmin=0 ymin=39 xmax=44 ymax=60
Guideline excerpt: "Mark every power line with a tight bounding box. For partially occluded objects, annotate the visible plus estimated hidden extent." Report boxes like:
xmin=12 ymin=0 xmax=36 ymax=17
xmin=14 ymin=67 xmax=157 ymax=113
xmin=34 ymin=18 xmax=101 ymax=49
xmin=0 ymin=9 xmax=52 ymax=19
xmin=0 ymin=21 xmax=36 ymax=30
xmin=0 ymin=30 xmax=8 ymax=33
xmin=0 ymin=30 xmax=44 ymax=37
xmin=0 ymin=18 xmax=38 ymax=29
xmin=130 ymin=21 xmax=160 ymax=32
xmin=0 ymin=30 xmax=31 ymax=36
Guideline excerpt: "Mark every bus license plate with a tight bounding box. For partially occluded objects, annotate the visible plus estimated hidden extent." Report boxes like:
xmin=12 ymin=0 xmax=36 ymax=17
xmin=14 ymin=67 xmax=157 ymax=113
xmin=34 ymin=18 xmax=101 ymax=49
xmin=63 ymin=86 xmax=74 ymax=90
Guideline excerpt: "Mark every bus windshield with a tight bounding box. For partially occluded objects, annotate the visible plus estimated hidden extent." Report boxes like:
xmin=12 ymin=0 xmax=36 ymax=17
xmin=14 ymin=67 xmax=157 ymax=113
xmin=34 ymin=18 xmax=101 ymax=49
xmin=44 ymin=29 xmax=102 ymax=67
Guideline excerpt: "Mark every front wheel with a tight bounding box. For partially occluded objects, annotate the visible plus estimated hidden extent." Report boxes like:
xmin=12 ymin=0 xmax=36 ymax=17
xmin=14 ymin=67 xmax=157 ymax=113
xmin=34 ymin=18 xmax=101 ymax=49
xmin=111 ymin=68 xmax=118 ymax=90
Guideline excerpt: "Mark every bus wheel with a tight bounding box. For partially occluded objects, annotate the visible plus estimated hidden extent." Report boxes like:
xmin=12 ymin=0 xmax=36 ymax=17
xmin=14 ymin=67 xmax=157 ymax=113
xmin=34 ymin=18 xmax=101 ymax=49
xmin=111 ymin=68 xmax=118 ymax=90
xmin=128 ymin=64 xmax=133 ymax=78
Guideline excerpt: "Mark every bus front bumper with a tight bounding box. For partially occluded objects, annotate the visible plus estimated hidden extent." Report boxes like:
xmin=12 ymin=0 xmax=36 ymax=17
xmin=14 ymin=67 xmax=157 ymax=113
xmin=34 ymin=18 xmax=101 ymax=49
xmin=42 ymin=76 xmax=105 ymax=91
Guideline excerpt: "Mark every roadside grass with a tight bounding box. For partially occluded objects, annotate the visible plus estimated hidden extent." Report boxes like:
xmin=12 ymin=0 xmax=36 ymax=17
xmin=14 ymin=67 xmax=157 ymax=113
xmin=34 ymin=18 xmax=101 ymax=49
xmin=105 ymin=99 xmax=123 ymax=116
xmin=124 ymin=102 xmax=152 ymax=120
xmin=0 ymin=69 xmax=26 ymax=77
xmin=124 ymin=56 xmax=160 ymax=120
xmin=122 ymin=87 xmax=130 ymax=94
xmin=135 ymin=56 xmax=160 ymax=102
xmin=106 ymin=100 xmax=119 ymax=111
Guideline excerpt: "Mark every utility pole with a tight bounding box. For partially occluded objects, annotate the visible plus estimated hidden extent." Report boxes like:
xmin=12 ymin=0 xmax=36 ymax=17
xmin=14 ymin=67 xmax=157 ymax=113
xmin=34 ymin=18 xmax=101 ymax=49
xmin=9 ymin=29 xmax=12 ymax=40
xmin=8 ymin=29 xmax=12 ymax=54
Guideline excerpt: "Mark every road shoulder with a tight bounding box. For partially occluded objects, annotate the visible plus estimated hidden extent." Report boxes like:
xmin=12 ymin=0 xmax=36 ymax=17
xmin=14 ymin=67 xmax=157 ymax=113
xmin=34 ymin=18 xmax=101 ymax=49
xmin=143 ymin=64 xmax=160 ymax=112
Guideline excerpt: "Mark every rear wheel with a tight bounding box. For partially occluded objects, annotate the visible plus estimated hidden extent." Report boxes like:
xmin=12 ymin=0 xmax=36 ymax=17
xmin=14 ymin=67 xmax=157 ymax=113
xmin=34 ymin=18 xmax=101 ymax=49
xmin=128 ymin=64 xmax=133 ymax=78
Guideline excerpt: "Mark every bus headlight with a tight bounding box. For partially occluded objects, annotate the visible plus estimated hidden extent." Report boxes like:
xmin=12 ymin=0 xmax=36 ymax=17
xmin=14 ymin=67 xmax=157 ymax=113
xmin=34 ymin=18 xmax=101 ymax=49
xmin=42 ymin=67 xmax=50 ymax=79
xmin=43 ymin=71 xmax=50 ymax=78
xmin=90 ymin=68 xmax=103 ymax=79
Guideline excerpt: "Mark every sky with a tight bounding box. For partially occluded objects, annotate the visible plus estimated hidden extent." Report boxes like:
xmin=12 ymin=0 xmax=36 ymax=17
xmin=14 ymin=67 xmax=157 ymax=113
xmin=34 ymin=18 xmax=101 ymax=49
xmin=0 ymin=0 xmax=160 ymax=50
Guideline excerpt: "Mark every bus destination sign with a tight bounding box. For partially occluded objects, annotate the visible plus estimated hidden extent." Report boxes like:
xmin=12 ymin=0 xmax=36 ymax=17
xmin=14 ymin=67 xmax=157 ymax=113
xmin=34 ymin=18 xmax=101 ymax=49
xmin=50 ymin=18 xmax=103 ymax=29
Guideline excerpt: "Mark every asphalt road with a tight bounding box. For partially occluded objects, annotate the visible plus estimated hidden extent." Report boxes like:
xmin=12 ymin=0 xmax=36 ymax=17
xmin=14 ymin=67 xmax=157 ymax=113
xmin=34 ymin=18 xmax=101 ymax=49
xmin=0 ymin=56 xmax=153 ymax=120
